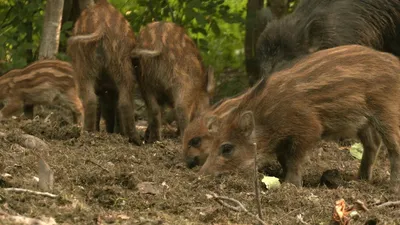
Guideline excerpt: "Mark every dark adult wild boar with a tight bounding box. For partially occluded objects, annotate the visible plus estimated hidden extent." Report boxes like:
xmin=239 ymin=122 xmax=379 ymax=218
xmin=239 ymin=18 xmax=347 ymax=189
xmin=0 ymin=60 xmax=83 ymax=124
xmin=67 ymin=0 xmax=152 ymax=145
xmin=201 ymin=45 xmax=400 ymax=192
xmin=131 ymin=21 xmax=215 ymax=143
xmin=256 ymin=0 xmax=400 ymax=79
xmin=182 ymin=94 xmax=244 ymax=169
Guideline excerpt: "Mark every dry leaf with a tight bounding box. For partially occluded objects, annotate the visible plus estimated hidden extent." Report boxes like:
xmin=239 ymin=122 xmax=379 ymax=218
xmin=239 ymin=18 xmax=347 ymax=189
xmin=137 ymin=182 xmax=160 ymax=195
xmin=19 ymin=134 xmax=49 ymax=150
xmin=39 ymin=158 xmax=54 ymax=191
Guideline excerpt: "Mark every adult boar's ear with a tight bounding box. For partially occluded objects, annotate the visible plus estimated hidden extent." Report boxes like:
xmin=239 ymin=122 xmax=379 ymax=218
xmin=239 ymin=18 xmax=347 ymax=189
xmin=206 ymin=115 xmax=219 ymax=134
xmin=239 ymin=111 xmax=255 ymax=138
xmin=206 ymin=66 xmax=215 ymax=97
xmin=307 ymin=36 xmax=321 ymax=54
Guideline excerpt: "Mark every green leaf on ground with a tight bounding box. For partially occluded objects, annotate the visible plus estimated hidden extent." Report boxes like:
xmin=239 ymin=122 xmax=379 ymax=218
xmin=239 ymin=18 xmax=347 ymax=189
xmin=261 ymin=175 xmax=281 ymax=190
xmin=349 ymin=143 xmax=363 ymax=160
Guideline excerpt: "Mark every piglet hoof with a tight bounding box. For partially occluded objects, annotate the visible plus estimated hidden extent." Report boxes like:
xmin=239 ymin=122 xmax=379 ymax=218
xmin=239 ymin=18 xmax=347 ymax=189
xmin=144 ymin=128 xmax=150 ymax=142
xmin=357 ymin=171 xmax=372 ymax=181
xmin=284 ymin=174 xmax=303 ymax=188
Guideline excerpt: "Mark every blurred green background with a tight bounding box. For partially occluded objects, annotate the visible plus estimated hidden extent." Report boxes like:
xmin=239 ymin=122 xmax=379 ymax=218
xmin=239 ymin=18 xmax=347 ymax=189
xmin=0 ymin=0 xmax=298 ymax=100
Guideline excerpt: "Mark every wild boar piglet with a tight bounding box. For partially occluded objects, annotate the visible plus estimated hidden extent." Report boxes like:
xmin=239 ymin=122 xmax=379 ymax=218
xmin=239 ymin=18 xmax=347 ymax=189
xmin=67 ymin=0 xmax=156 ymax=144
xmin=0 ymin=60 xmax=83 ymax=124
xmin=200 ymin=45 xmax=400 ymax=193
xmin=182 ymin=94 xmax=245 ymax=169
xmin=132 ymin=21 xmax=215 ymax=143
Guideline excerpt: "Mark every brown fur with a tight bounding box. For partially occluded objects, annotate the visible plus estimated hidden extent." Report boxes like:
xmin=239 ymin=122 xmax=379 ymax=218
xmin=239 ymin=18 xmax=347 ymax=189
xmin=0 ymin=60 xmax=83 ymax=123
xmin=182 ymin=94 xmax=245 ymax=168
xmin=132 ymin=21 xmax=215 ymax=143
xmin=67 ymin=0 xmax=141 ymax=145
xmin=201 ymin=45 xmax=400 ymax=192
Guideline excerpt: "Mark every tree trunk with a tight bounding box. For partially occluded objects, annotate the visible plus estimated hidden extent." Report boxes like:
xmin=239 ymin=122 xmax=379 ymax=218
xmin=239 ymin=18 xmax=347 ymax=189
xmin=59 ymin=0 xmax=81 ymax=54
xmin=245 ymin=0 xmax=265 ymax=86
xmin=38 ymin=0 xmax=65 ymax=60
xmin=25 ymin=21 xmax=34 ymax=63
xmin=62 ymin=0 xmax=74 ymax=22
xmin=79 ymin=0 xmax=94 ymax=11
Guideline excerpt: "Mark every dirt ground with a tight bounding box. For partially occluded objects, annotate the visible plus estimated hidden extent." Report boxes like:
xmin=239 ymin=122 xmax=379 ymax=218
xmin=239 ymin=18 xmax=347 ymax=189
xmin=0 ymin=106 xmax=399 ymax=225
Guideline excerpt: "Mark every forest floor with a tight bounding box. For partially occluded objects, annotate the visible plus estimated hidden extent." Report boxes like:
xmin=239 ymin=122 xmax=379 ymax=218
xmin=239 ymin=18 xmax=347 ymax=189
xmin=0 ymin=105 xmax=400 ymax=225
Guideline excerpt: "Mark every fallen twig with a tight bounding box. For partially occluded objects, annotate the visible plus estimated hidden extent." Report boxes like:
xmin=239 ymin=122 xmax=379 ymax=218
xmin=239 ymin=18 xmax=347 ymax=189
xmin=376 ymin=200 xmax=400 ymax=208
xmin=38 ymin=157 xmax=54 ymax=192
xmin=206 ymin=192 xmax=268 ymax=225
xmin=296 ymin=214 xmax=310 ymax=225
xmin=355 ymin=200 xmax=369 ymax=211
xmin=85 ymin=159 xmax=110 ymax=173
xmin=276 ymin=208 xmax=301 ymax=223
xmin=0 ymin=212 xmax=57 ymax=225
xmin=3 ymin=188 xmax=58 ymax=198
xmin=253 ymin=142 xmax=263 ymax=222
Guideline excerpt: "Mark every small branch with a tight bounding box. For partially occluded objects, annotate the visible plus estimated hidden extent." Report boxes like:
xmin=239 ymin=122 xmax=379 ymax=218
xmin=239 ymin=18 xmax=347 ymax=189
xmin=211 ymin=194 xmax=242 ymax=212
xmin=0 ymin=212 xmax=57 ymax=225
xmin=0 ymin=6 xmax=15 ymax=28
xmin=85 ymin=159 xmax=110 ymax=173
xmin=376 ymin=201 xmax=400 ymax=208
xmin=354 ymin=200 xmax=369 ymax=211
xmin=253 ymin=142 xmax=263 ymax=222
xmin=296 ymin=214 xmax=309 ymax=225
xmin=3 ymin=188 xmax=58 ymax=198
xmin=207 ymin=192 xmax=268 ymax=225
xmin=167 ymin=2 xmax=176 ymax=22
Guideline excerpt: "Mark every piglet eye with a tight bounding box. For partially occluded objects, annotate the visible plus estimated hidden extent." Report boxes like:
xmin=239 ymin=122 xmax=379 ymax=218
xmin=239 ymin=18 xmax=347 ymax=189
xmin=188 ymin=137 xmax=201 ymax=148
xmin=219 ymin=143 xmax=235 ymax=158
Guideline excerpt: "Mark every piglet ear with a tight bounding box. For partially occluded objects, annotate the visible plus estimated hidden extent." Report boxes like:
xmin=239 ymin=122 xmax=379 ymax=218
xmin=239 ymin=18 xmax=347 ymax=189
xmin=239 ymin=111 xmax=255 ymax=138
xmin=206 ymin=115 xmax=219 ymax=134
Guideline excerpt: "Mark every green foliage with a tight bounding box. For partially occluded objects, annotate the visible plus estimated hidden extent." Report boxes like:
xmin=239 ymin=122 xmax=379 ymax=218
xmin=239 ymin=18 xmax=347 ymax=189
xmin=1 ymin=0 xmax=246 ymax=77
xmin=116 ymin=0 xmax=246 ymax=74
xmin=0 ymin=0 xmax=44 ymax=71
xmin=0 ymin=0 xmax=299 ymax=98
xmin=118 ymin=0 xmax=247 ymax=98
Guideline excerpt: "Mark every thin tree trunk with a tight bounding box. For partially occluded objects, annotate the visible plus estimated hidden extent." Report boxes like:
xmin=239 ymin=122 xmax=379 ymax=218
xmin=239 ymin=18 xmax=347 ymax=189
xmin=38 ymin=0 xmax=65 ymax=60
xmin=25 ymin=21 xmax=34 ymax=63
xmin=24 ymin=20 xmax=35 ymax=117
xmin=79 ymin=0 xmax=94 ymax=11
xmin=62 ymin=0 xmax=74 ymax=22
xmin=245 ymin=0 xmax=264 ymax=86
xmin=59 ymin=0 xmax=81 ymax=54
